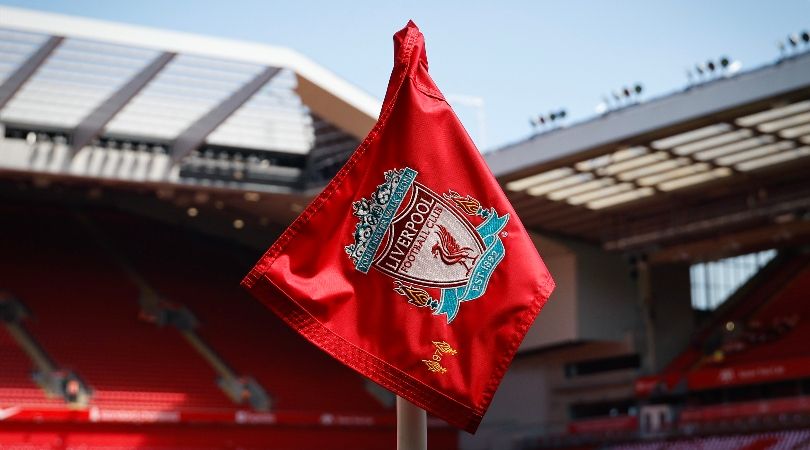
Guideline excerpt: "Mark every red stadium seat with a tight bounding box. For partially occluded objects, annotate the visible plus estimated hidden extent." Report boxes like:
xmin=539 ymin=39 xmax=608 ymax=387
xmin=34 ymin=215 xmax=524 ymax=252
xmin=0 ymin=205 xmax=389 ymax=415
xmin=91 ymin=210 xmax=387 ymax=414
xmin=0 ymin=319 xmax=69 ymax=408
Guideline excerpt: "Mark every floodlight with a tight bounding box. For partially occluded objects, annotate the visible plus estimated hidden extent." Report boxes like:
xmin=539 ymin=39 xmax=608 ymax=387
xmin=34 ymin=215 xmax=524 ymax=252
xmin=788 ymin=34 xmax=799 ymax=47
xmin=595 ymin=102 xmax=608 ymax=114
xmin=728 ymin=60 xmax=742 ymax=74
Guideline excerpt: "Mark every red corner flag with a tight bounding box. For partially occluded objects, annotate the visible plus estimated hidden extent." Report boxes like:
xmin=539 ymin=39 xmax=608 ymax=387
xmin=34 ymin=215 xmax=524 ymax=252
xmin=242 ymin=21 xmax=554 ymax=433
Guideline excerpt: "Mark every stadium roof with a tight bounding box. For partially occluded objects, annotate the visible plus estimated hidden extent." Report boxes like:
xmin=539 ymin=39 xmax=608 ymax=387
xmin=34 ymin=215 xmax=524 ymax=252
xmin=487 ymin=52 xmax=810 ymax=261
xmin=0 ymin=6 xmax=379 ymax=191
xmin=3 ymin=6 xmax=810 ymax=258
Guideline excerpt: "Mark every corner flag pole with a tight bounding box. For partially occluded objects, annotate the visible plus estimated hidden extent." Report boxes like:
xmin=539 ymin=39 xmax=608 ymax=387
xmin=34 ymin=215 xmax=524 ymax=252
xmin=396 ymin=396 xmax=427 ymax=450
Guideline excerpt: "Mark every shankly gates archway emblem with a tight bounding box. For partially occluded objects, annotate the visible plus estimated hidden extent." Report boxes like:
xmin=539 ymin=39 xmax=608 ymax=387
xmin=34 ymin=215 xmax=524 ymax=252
xmin=345 ymin=167 xmax=509 ymax=323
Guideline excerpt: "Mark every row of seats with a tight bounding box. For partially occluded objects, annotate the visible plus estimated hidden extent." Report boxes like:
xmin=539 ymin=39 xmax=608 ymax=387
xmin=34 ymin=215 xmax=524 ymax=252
xmin=0 ymin=326 xmax=65 ymax=408
xmin=0 ymin=421 xmax=460 ymax=450
xmin=603 ymin=428 xmax=810 ymax=450
xmin=91 ymin=210 xmax=385 ymax=413
xmin=717 ymin=265 xmax=810 ymax=366
xmin=0 ymin=203 xmax=384 ymax=415
xmin=645 ymin=254 xmax=810 ymax=391
xmin=2 ymin=205 xmax=232 ymax=411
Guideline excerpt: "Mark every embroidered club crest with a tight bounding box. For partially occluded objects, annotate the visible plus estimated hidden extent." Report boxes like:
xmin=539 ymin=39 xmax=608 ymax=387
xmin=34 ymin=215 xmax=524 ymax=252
xmin=345 ymin=167 xmax=509 ymax=323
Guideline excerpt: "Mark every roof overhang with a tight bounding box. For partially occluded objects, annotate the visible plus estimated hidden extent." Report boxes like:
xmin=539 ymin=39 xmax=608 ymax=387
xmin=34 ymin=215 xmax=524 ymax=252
xmin=0 ymin=6 xmax=380 ymax=194
xmin=487 ymin=53 xmax=810 ymax=261
xmin=0 ymin=6 xmax=379 ymax=138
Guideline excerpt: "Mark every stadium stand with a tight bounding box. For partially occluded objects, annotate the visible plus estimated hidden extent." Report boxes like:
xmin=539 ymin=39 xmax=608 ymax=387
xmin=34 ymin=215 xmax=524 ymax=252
xmin=0 ymin=421 xmax=459 ymax=450
xmin=714 ymin=269 xmax=810 ymax=365
xmin=1 ymin=204 xmax=235 ymax=411
xmin=0 ymin=199 xmax=458 ymax=449
xmin=86 ymin=209 xmax=389 ymax=414
xmin=523 ymin=252 xmax=810 ymax=449
xmin=669 ymin=256 xmax=810 ymax=394
xmin=0 ymin=201 xmax=388 ymax=412
xmin=637 ymin=253 xmax=810 ymax=398
xmin=11 ymin=200 xmax=810 ymax=450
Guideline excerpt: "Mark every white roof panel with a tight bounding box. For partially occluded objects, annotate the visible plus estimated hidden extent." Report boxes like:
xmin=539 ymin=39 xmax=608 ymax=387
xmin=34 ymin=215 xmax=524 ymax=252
xmin=1 ymin=36 xmax=159 ymax=128
xmin=0 ymin=5 xmax=379 ymax=141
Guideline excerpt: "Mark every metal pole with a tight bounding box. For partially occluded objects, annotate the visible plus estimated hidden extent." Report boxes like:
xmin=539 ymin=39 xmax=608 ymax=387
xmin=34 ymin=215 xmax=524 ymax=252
xmin=396 ymin=396 xmax=427 ymax=450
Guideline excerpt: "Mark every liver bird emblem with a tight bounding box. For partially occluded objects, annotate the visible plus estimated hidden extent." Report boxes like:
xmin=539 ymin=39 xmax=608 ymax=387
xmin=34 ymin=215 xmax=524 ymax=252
xmin=431 ymin=225 xmax=478 ymax=275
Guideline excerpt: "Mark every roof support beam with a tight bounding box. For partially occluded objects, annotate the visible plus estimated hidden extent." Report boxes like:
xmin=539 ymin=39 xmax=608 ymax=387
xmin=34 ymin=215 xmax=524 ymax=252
xmin=171 ymin=66 xmax=281 ymax=162
xmin=69 ymin=51 xmax=175 ymax=157
xmin=0 ymin=36 xmax=63 ymax=110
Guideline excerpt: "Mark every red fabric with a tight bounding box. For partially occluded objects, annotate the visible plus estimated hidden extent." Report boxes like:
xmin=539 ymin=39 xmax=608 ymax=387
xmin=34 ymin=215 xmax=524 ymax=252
xmin=242 ymin=21 xmax=554 ymax=433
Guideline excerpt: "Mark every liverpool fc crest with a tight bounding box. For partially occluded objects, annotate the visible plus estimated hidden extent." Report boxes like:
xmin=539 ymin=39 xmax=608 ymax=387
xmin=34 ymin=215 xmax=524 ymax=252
xmin=345 ymin=167 xmax=509 ymax=323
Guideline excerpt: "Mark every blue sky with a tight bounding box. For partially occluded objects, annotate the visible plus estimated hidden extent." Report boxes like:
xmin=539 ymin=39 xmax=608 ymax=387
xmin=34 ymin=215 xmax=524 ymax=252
xmin=2 ymin=0 xmax=809 ymax=150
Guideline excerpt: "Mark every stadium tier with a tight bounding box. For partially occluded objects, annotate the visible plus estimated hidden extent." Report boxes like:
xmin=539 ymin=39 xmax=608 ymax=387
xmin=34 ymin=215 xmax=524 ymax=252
xmin=0 ymin=202 xmax=458 ymax=449
xmin=637 ymin=254 xmax=810 ymax=397
xmin=2 ymin=204 xmax=235 ymax=411
xmin=88 ymin=210 xmax=388 ymax=414
xmin=525 ymin=253 xmax=810 ymax=449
